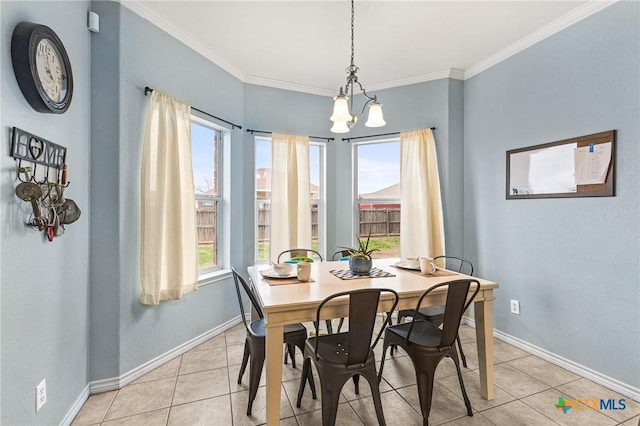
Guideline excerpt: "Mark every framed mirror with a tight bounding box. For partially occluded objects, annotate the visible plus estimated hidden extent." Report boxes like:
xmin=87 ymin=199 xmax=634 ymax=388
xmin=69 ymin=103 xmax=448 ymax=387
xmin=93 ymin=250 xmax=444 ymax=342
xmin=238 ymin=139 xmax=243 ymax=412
xmin=506 ymin=130 xmax=615 ymax=199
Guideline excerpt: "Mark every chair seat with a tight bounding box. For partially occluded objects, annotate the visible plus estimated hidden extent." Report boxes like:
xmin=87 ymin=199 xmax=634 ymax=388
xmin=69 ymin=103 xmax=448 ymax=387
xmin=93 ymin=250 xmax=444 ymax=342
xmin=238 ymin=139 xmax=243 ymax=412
xmin=249 ymin=319 xmax=307 ymax=339
xmin=417 ymin=305 xmax=445 ymax=319
xmin=305 ymin=333 xmax=374 ymax=365
xmin=386 ymin=320 xmax=444 ymax=349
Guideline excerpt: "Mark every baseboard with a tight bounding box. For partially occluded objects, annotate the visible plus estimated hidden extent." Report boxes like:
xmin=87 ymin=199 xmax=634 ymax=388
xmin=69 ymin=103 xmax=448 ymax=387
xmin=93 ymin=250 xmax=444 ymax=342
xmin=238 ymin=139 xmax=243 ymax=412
xmin=61 ymin=315 xmax=244 ymax=425
xmin=59 ymin=384 xmax=90 ymax=426
xmin=462 ymin=317 xmax=640 ymax=402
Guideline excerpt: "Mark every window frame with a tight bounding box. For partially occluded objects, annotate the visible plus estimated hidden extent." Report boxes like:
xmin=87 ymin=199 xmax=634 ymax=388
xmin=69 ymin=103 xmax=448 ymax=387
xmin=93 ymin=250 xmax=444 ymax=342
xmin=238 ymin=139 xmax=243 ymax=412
xmin=191 ymin=114 xmax=225 ymax=275
xmin=253 ymin=137 xmax=326 ymax=263
xmin=352 ymin=138 xmax=401 ymax=254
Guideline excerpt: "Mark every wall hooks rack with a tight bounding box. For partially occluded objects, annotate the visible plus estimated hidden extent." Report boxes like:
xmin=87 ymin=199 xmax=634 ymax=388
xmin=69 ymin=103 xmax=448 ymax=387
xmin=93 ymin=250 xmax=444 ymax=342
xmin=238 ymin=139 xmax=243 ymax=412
xmin=10 ymin=127 xmax=81 ymax=241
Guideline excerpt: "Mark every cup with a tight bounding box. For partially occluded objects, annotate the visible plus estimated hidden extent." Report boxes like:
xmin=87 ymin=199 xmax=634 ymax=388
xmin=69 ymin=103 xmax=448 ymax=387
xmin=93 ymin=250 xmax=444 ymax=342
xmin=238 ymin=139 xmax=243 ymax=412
xmin=419 ymin=257 xmax=437 ymax=275
xmin=297 ymin=262 xmax=311 ymax=282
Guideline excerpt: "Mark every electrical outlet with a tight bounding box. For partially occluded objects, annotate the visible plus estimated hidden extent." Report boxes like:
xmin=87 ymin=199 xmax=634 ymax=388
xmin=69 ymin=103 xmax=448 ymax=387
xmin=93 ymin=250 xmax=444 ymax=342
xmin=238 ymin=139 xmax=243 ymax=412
xmin=510 ymin=299 xmax=520 ymax=315
xmin=35 ymin=379 xmax=47 ymax=412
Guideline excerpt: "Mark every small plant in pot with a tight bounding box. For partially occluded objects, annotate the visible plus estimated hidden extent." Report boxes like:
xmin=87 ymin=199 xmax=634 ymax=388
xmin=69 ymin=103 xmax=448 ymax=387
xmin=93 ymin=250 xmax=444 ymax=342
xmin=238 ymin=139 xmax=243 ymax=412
xmin=340 ymin=233 xmax=379 ymax=275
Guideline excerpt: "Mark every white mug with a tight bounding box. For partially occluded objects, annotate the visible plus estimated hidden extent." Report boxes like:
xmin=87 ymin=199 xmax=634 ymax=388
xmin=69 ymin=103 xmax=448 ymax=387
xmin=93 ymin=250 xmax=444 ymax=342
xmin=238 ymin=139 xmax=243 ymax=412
xmin=419 ymin=257 xmax=437 ymax=275
xmin=297 ymin=262 xmax=311 ymax=282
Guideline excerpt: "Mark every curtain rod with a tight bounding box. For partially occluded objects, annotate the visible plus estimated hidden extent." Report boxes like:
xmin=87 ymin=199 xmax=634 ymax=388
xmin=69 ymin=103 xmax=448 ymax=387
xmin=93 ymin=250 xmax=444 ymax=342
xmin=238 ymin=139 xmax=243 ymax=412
xmin=246 ymin=129 xmax=334 ymax=142
xmin=341 ymin=127 xmax=436 ymax=142
xmin=144 ymin=87 xmax=242 ymax=130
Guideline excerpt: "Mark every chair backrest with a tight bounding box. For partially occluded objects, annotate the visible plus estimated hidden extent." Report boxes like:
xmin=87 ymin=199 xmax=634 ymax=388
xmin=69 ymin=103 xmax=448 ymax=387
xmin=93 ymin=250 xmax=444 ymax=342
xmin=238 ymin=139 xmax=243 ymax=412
xmin=331 ymin=250 xmax=351 ymax=260
xmin=314 ymin=288 xmax=398 ymax=366
xmin=406 ymin=279 xmax=480 ymax=349
xmin=434 ymin=255 xmax=474 ymax=276
xmin=231 ymin=268 xmax=264 ymax=334
xmin=277 ymin=248 xmax=323 ymax=263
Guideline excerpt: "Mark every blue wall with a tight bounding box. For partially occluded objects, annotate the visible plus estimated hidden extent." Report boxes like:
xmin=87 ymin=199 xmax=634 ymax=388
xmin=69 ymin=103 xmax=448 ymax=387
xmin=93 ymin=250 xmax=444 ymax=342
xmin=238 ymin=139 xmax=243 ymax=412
xmin=464 ymin=1 xmax=639 ymax=387
xmin=89 ymin=2 xmax=246 ymax=379
xmin=1 ymin=1 xmax=92 ymax=424
xmin=1 ymin=1 xmax=638 ymax=424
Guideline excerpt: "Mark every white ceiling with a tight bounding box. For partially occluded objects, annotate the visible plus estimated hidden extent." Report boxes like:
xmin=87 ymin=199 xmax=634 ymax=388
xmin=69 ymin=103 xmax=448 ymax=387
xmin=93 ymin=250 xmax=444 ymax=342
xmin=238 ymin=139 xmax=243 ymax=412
xmin=123 ymin=1 xmax=613 ymax=96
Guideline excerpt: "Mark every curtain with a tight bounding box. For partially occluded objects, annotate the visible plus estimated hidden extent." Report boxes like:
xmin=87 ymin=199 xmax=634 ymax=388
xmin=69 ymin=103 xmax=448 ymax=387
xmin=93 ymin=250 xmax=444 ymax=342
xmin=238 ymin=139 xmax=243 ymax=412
xmin=270 ymin=133 xmax=311 ymax=262
xmin=140 ymin=91 xmax=198 ymax=305
xmin=400 ymin=128 xmax=445 ymax=258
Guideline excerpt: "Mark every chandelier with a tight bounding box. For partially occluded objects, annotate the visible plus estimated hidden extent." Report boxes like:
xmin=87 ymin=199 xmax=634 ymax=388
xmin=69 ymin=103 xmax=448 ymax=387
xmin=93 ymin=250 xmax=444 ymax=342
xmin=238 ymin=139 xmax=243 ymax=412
xmin=330 ymin=0 xmax=385 ymax=133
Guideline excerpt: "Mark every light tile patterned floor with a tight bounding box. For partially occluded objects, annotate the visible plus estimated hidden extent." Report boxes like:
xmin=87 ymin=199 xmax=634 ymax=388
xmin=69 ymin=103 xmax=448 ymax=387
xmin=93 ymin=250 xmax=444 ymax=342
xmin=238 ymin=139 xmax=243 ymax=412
xmin=72 ymin=324 xmax=639 ymax=426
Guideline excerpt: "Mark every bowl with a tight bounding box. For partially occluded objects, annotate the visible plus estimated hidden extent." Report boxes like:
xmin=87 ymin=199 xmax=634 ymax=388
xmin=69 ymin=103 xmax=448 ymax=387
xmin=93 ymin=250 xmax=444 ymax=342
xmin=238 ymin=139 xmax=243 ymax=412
xmin=272 ymin=263 xmax=294 ymax=276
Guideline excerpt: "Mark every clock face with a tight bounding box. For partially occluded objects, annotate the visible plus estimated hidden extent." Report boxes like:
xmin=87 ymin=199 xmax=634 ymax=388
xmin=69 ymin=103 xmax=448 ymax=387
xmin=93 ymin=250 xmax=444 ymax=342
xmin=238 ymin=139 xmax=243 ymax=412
xmin=11 ymin=22 xmax=73 ymax=114
xmin=35 ymin=38 xmax=68 ymax=103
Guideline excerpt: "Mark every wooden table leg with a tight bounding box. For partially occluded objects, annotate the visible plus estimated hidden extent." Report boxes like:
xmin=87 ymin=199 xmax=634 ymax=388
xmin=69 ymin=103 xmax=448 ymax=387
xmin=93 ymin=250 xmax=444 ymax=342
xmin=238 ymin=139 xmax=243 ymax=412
xmin=475 ymin=293 xmax=495 ymax=400
xmin=265 ymin=315 xmax=284 ymax=426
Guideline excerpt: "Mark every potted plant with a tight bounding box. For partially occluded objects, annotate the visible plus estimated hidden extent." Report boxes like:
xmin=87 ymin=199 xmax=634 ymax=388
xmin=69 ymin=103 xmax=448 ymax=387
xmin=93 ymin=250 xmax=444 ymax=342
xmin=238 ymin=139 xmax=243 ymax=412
xmin=340 ymin=233 xmax=379 ymax=275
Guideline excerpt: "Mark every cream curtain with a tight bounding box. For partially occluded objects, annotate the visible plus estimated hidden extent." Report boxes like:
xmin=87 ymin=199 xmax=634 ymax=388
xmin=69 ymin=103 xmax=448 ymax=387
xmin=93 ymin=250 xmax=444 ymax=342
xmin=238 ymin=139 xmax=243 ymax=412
xmin=140 ymin=91 xmax=198 ymax=305
xmin=400 ymin=128 xmax=445 ymax=258
xmin=270 ymin=133 xmax=312 ymax=262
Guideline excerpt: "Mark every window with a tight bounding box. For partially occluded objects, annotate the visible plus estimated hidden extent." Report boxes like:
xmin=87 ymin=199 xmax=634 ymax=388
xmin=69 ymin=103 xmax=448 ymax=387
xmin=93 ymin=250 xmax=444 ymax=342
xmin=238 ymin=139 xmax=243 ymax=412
xmin=354 ymin=139 xmax=401 ymax=258
xmin=255 ymin=137 xmax=324 ymax=262
xmin=191 ymin=117 xmax=224 ymax=273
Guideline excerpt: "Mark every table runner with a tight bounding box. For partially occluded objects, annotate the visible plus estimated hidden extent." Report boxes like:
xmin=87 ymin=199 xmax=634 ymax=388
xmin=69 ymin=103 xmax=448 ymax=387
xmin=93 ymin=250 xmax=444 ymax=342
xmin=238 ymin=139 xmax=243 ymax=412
xmin=330 ymin=268 xmax=395 ymax=280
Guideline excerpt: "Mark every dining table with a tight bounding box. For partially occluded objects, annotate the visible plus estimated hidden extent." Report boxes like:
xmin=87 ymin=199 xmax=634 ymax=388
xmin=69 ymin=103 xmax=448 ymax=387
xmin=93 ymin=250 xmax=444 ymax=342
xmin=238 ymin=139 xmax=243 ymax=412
xmin=247 ymin=258 xmax=499 ymax=425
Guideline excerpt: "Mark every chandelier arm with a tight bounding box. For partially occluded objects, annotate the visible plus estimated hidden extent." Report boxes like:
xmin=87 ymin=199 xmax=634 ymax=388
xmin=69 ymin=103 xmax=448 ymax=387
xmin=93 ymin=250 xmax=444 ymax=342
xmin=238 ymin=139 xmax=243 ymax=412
xmin=356 ymin=80 xmax=377 ymax=102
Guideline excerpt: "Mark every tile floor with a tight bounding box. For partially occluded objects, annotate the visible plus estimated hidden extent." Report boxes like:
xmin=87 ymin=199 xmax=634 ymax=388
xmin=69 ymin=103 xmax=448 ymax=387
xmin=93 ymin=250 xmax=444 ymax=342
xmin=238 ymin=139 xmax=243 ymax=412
xmin=72 ymin=322 xmax=639 ymax=426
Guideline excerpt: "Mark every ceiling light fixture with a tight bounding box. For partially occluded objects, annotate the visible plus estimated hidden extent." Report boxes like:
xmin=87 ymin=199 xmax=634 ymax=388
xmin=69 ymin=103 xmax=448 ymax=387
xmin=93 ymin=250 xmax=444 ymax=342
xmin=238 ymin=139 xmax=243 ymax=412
xmin=330 ymin=0 xmax=385 ymax=134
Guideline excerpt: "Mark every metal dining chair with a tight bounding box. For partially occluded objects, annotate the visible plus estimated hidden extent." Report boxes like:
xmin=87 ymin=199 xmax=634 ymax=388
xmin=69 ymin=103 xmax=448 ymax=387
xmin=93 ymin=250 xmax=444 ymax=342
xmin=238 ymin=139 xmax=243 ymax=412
xmin=232 ymin=268 xmax=316 ymax=415
xmin=379 ymin=279 xmax=480 ymax=426
xmin=297 ymin=288 xmax=398 ymax=426
xmin=395 ymin=255 xmax=474 ymax=367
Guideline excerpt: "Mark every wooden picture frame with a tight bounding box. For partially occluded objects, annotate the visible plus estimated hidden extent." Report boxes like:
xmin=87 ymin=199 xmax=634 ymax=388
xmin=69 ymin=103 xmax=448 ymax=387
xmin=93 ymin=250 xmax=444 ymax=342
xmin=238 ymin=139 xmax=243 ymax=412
xmin=506 ymin=130 xmax=615 ymax=199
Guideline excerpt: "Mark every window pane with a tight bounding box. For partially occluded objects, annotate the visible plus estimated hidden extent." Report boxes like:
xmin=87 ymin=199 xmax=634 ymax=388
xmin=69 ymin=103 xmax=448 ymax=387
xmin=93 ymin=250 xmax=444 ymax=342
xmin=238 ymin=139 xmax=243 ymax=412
xmin=192 ymin=122 xmax=219 ymax=270
xmin=255 ymin=138 xmax=322 ymax=262
xmin=356 ymin=141 xmax=400 ymax=258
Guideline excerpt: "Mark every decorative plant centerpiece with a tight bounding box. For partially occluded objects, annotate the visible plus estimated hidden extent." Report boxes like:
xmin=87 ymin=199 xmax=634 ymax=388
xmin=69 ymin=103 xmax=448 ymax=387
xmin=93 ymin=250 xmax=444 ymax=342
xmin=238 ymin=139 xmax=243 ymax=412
xmin=340 ymin=233 xmax=378 ymax=275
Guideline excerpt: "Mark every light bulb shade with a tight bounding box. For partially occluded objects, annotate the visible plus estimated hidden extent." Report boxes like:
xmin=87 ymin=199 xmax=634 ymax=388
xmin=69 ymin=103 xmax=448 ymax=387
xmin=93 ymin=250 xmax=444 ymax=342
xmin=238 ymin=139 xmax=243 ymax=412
xmin=330 ymin=120 xmax=350 ymax=133
xmin=330 ymin=95 xmax=351 ymax=122
xmin=365 ymin=101 xmax=386 ymax=127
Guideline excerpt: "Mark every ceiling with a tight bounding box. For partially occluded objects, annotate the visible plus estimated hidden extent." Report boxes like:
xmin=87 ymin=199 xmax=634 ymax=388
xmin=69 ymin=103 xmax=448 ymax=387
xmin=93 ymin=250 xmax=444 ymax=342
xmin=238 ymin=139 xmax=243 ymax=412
xmin=123 ymin=1 xmax=610 ymax=96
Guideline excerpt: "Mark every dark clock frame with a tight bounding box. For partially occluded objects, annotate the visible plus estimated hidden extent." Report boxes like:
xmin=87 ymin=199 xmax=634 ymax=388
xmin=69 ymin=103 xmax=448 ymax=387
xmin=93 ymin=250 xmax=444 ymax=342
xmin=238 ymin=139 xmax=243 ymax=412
xmin=11 ymin=22 xmax=73 ymax=114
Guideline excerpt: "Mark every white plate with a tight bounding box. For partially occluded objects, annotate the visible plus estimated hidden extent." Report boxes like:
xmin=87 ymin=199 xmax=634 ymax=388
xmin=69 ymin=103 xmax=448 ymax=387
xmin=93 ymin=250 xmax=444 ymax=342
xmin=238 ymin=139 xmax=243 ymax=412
xmin=261 ymin=269 xmax=297 ymax=279
xmin=393 ymin=261 xmax=421 ymax=270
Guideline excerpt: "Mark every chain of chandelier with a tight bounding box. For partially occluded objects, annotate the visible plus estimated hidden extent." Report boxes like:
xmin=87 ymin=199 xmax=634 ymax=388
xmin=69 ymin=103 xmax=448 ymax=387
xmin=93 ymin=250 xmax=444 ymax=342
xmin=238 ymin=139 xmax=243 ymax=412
xmin=329 ymin=0 xmax=385 ymax=133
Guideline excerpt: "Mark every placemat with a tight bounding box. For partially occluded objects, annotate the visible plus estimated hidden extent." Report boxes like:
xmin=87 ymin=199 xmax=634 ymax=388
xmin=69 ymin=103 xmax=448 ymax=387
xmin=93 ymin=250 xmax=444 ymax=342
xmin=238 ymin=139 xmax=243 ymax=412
xmin=330 ymin=268 xmax=395 ymax=280
xmin=391 ymin=266 xmax=459 ymax=278
xmin=263 ymin=277 xmax=315 ymax=286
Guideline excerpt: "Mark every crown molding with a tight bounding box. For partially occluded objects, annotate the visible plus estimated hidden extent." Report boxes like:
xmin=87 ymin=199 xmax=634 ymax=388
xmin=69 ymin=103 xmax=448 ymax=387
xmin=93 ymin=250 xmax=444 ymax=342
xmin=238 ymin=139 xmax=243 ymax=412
xmin=244 ymin=75 xmax=337 ymax=97
xmin=121 ymin=0 xmax=245 ymax=82
xmin=465 ymin=0 xmax=618 ymax=80
xmin=366 ymin=68 xmax=466 ymax=92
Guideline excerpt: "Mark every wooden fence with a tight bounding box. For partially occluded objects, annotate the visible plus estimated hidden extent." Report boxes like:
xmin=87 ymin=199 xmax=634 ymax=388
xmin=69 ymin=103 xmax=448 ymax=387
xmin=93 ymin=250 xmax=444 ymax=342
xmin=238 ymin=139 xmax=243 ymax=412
xmin=254 ymin=206 xmax=400 ymax=242
xmin=196 ymin=208 xmax=216 ymax=244
xmin=359 ymin=208 xmax=400 ymax=237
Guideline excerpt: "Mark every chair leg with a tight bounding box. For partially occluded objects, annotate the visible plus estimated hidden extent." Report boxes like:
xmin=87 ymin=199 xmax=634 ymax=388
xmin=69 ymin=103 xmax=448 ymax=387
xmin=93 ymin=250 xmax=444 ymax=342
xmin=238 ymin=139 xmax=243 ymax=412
xmin=336 ymin=317 xmax=345 ymax=333
xmin=363 ymin=367 xmax=386 ymax=426
xmin=247 ymin=355 xmax=264 ymax=416
xmin=296 ymin=358 xmax=312 ymax=407
xmin=415 ymin=369 xmax=436 ymax=426
xmin=378 ymin=344 xmax=389 ymax=383
xmin=287 ymin=343 xmax=297 ymax=368
xmin=456 ymin=335 xmax=467 ymax=368
xmin=352 ymin=374 xmax=360 ymax=395
xmin=451 ymin=353 xmax=473 ymax=416
xmin=237 ymin=343 xmax=250 ymax=384
xmin=320 ymin=381 xmax=343 ymax=426
xmin=325 ymin=319 xmax=333 ymax=334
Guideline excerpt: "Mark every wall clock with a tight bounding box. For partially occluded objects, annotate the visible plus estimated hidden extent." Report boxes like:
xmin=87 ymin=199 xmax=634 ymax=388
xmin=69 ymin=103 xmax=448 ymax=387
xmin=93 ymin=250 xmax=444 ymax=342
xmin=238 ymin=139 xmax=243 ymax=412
xmin=11 ymin=22 xmax=73 ymax=114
